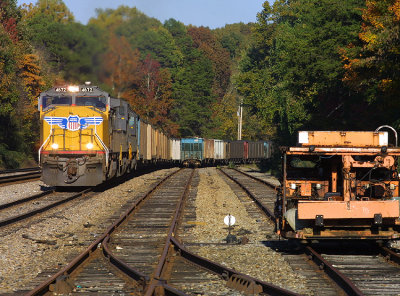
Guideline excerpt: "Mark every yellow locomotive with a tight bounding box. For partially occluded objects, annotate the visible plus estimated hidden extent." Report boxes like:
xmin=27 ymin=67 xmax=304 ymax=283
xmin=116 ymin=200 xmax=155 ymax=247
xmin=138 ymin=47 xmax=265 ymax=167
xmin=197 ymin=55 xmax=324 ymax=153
xmin=38 ymin=83 xmax=138 ymax=186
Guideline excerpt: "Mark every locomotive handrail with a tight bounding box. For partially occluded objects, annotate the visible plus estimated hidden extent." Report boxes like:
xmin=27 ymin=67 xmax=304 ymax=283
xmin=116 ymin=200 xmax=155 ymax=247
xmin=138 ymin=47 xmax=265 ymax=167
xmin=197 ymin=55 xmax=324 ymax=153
xmin=38 ymin=127 xmax=53 ymax=167
xmin=94 ymin=125 xmax=109 ymax=168
xmin=375 ymin=125 xmax=398 ymax=147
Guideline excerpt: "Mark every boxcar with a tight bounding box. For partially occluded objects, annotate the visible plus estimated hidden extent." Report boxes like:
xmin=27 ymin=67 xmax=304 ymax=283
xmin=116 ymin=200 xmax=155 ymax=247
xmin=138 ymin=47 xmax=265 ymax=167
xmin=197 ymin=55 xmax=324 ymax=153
xmin=225 ymin=141 xmax=230 ymax=161
xmin=204 ymin=139 xmax=215 ymax=164
xmin=146 ymin=124 xmax=152 ymax=161
xmin=248 ymin=141 xmax=271 ymax=161
xmin=214 ymin=139 xmax=225 ymax=162
xmin=181 ymin=138 xmax=203 ymax=166
xmin=138 ymin=120 xmax=151 ymax=162
xmin=229 ymin=141 xmax=248 ymax=163
xmin=170 ymin=138 xmax=181 ymax=163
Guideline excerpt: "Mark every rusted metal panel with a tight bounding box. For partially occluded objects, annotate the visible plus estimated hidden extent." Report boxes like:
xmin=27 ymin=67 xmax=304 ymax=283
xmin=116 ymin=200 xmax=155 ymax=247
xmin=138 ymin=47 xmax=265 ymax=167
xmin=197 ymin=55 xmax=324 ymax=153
xmin=204 ymin=139 xmax=214 ymax=160
xmin=298 ymin=131 xmax=388 ymax=147
xmin=227 ymin=274 xmax=262 ymax=294
xmin=248 ymin=141 xmax=265 ymax=159
xmin=163 ymin=133 xmax=168 ymax=160
xmin=297 ymin=200 xmax=400 ymax=219
xmin=229 ymin=141 xmax=247 ymax=159
xmin=151 ymin=127 xmax=156 ymax=159
xmin=146 ymin=124 xmax=151 ymax=160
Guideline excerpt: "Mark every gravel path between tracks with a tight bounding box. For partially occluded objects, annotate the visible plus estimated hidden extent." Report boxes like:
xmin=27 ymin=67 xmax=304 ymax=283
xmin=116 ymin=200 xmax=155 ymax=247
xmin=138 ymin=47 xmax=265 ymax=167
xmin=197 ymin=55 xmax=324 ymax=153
xmin=187 ymin=167 xmax=312 ymax=295
xmin=0 ymin=168 xmax=178 ymax=294
xmin=0 ymin=180 xmax=50 ymax=206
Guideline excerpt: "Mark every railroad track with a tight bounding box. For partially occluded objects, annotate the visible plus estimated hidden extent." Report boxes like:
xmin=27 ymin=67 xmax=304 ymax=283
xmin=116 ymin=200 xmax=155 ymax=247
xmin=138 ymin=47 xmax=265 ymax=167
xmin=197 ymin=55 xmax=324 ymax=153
xmin=308 ymin=243 xmax=400 ymax=296
xmin=0 ymin=188 xmax=90 ymax=230
xmin=0 ymin=167 xmax=41 ymax=186
xmin=222 ymin=167 xmax=400 ymax=296
xmin=25 ymin=168 xmax=299 ymax=296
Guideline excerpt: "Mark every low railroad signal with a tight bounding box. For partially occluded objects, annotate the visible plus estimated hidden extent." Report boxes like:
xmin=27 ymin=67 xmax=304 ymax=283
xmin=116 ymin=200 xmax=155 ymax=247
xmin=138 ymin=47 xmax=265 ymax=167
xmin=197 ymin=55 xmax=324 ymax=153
xmin=224 ymin=214 xmax=237 ymax=244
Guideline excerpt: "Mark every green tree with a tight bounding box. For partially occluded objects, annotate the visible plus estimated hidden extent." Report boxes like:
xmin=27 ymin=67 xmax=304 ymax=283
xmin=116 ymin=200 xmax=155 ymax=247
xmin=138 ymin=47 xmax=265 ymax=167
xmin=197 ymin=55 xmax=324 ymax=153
xmin=187 ymin=26 xmax=231 ymax=100
xmin=237 ymin=0 xmax=365 ymax=144
xmin=164 ymin=19 xmax=215 ymax=137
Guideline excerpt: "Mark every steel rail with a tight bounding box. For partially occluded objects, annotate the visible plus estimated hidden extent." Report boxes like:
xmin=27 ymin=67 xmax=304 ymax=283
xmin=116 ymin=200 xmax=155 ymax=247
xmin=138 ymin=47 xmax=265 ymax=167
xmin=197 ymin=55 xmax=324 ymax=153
xmin=0 ymin=171 xmax=41 ymax=185
xmin=144 ymin=169 xmax=195 ymax=296
xmin=219 ymin=167 xmax=275 ymax=220
xmin=0 ymin=188 xmax=91 ymax=228
xmin=170 ymin=236 xmax=300 ymax=296
xmin=0 ymin=167 xmax=40 ymax=174
xmin=143 ymin=167 xmax=300 ymax=296
xmin=380 ymin=246 xmax=400 ymax=265
xmin=233 ymin=167 xmax=279 ymax=190
xmin=304 ymin=246 xmax=364 ymax=296
xmin=220 ymin=167 xmax=367 ymax=296
xmin=26 ymin=168 xmax=182 ymax=296
xmin=0 ymin=190 xmax=54 ymax=211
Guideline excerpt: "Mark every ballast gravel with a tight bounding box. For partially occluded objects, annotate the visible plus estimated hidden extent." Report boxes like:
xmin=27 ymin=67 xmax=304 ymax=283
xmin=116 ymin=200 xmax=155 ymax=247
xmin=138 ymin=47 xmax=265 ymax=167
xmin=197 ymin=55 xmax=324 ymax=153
xmin=185 ymin=167 xmax=312 ymax=295
xmin=0 ymin=168 xmax=178 ymax=294
xmin=0 ymin=180 xmax=49 ymax=206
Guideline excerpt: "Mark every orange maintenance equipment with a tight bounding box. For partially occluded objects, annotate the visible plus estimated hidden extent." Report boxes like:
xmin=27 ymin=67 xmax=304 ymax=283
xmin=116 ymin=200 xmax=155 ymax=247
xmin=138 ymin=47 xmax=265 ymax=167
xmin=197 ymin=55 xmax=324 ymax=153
xmin=276 ymin=126 xmax=400 ymax=240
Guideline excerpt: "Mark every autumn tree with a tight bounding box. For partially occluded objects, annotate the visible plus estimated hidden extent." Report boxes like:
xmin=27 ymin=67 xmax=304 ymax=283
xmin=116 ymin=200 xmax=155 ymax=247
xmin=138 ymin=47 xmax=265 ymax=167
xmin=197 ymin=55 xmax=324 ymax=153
xmin=342 ymin=0 xmax=400 ymax=128
xmin=21 ymin=0 xmax=74 ymax=24
xmin=125 ymin=55 xmax=178 ymax=135
xmin=0 ymin=0 xmax=47 ymax=167
xmin=101 ymin=34 xmax=141 ymax=99
xmin=187 ymin=26 xmax=231 ymax=99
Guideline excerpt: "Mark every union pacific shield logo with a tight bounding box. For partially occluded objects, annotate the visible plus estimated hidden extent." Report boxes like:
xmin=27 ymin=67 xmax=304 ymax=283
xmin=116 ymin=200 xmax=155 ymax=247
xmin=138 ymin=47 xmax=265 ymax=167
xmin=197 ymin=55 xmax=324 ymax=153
xmin=67 ymin=115 xmax=80 ymax=131
xmin=44 ymin=115 xmax=103 ymax=131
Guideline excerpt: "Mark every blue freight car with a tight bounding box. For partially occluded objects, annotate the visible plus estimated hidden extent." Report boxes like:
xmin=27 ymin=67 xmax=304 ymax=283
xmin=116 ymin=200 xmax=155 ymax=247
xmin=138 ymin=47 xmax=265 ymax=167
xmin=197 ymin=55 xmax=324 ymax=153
xmin=181 ymin=138 xmax=204 ymax=167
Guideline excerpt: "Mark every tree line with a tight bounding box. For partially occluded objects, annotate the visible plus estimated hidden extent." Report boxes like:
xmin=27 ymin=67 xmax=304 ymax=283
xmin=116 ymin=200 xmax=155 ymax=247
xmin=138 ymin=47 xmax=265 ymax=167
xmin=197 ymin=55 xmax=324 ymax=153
xmin=0 ymin=0 xmax=254 ymax=168
xmin=1 ymin=0 xmax=399 ymax=168
xmin=237 ymin=0 xmax=400 ymax=145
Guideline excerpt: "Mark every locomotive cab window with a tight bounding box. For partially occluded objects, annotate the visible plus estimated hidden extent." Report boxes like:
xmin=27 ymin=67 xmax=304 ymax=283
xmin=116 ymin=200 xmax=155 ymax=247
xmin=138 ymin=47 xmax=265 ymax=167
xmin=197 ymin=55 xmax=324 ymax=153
xmin=76 ymin=96 xmax=106 ymax=111
xmin=42 ymin=95 xmax=72 ymax=109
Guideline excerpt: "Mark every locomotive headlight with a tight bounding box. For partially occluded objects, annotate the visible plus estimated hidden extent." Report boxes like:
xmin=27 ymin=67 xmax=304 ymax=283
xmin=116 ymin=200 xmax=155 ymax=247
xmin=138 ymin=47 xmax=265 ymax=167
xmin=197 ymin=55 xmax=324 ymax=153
xmin=315 ymin=183 xmax=322 ymax=190
xmin=51 ymin=143 xmax=59 ymax=149
xmin=86 ymin=143 xmax=94 ymax=149
xmin=290 ymin=183 xmax=297 ymax=190
xmin=67 ymin=85 xmax=79 ymax=92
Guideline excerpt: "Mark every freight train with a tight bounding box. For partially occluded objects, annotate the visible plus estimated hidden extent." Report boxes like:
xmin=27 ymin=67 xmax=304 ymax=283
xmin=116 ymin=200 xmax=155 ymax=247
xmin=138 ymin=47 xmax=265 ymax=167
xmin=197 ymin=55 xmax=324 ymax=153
xmin=276 ymin=128 xmax=400 ymax=241
xmin=180 ymin=138 xmax=273 ymax=167
xmin=38 ymin=83 xmax=272 ymax=186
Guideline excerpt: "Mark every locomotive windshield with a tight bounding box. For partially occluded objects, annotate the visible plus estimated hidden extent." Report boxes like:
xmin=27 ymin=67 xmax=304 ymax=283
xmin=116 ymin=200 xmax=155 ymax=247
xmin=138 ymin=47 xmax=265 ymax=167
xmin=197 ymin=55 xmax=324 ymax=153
xmin=42 ymin=95 xmax=72 ymax=109
xmin=76 ymin=96 xmax=106 ymax=111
